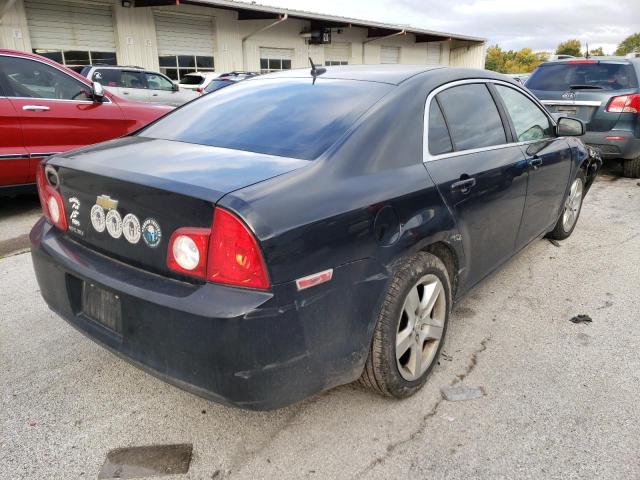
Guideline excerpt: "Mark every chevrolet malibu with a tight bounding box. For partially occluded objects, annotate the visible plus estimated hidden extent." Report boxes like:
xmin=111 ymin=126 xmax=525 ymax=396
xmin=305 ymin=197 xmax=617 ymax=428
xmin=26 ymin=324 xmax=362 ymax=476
xmin=30 ymin=66 xmax=600 ymax=410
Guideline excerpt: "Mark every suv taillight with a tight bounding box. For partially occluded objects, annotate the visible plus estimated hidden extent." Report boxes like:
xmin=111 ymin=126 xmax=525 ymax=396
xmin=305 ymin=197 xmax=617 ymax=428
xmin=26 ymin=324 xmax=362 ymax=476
xmin=606 ymin=94 xmax=640 ymax=113
xmin=36 ymin=164 xmax=67 ymax=231
xmin=166 ymin=208 xmax=270 ymax=289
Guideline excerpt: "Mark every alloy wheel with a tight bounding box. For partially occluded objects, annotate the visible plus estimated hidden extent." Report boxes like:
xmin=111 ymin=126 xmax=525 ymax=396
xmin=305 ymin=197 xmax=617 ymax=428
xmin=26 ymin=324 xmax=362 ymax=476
xmin=562 ymin=178 xmax=583 ymax=232
xmin=395 ymin=274 xmax=446 ymax=381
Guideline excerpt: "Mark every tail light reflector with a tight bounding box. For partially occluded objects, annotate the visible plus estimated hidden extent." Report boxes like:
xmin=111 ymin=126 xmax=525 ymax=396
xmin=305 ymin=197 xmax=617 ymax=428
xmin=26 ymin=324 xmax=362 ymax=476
xmin=606 ymin=94 xmax=640 ymax=113
xmin=166 ymin=208 xmax=270 ymax=290
xmin=36 ymin=164 xmax=67 ymax=231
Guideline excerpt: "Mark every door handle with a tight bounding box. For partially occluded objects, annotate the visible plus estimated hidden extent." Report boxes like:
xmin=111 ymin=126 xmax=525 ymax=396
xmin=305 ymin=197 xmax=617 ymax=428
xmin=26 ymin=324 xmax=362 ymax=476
xmin=528 ymin=157 xmax=543 ymax=170
xmin=451 ymin=177 xmax=476 ymax=193
xmin=22 ymin=105 xmax=50 ymax=111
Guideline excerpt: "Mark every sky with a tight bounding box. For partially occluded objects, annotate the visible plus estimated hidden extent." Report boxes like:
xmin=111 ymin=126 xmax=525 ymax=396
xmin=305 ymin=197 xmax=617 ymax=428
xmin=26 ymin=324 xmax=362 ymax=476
xmin=251 ymin=0 xmax=640 ymax=53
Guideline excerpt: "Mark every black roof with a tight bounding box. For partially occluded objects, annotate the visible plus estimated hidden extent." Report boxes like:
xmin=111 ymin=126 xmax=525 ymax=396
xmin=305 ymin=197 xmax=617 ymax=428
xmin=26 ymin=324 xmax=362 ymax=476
xmin=258 ymin=64 xmax=446 ymax=85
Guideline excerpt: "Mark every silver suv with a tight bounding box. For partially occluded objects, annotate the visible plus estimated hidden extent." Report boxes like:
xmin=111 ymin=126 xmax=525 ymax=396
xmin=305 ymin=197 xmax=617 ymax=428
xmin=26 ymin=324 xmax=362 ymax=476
xmin=80 ymin=65 xmax=198 ymax=107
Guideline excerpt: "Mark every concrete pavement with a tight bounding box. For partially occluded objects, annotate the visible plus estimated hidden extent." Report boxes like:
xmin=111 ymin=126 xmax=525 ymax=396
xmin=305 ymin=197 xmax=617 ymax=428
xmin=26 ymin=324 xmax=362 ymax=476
xmin=1 ymin=175 xmax=639 ymax=479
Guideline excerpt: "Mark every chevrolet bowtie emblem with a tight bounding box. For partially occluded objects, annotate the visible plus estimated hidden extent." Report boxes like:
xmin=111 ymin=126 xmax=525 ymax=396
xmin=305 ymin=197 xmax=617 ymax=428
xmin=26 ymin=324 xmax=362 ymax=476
xmin=96 ymin=195 xmax=118 ymax=210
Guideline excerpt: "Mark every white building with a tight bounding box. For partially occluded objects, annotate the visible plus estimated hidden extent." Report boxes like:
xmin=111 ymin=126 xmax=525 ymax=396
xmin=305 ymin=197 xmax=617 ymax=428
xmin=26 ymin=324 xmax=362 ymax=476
xmin=0 ymin=0 xmax=486 ymax=80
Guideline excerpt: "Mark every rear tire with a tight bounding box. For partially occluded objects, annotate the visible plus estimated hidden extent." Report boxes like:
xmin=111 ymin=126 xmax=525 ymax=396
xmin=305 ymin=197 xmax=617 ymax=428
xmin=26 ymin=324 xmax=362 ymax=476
xmin=547 ymin=170 xmax=585 ymax=241
xmin=623 ymin=157 xmax=640 ymax=178
xmin=359 ymin=252 xmax=451 ymax=398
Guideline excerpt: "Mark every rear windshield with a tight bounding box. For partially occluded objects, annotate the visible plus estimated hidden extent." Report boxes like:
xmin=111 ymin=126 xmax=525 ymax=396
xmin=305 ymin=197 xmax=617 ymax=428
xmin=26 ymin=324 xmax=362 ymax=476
xmin=140 ymin=78 xmax=392 ymax=160
xmin=179 ymin=75 xmax=205 ymax=85
xmin=526 ymin=62 xmax=638 ymax=91
xmin=204 ymin=79 xmax=234 ymax=93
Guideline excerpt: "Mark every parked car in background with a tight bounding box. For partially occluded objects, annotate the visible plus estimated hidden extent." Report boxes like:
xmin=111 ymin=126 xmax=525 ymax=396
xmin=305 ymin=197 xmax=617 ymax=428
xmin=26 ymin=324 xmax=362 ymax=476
xmin=81 ymin=65 xmax=198 ymax=107
xmin=202 ymin=72 xmax=260 ymax=94
xmin=526 ymin=57 xmax=640 ymax=177
xmin=0 ymin=50 xmax=172 ymax=195
xmin=179 ymin=72 xmax=221 ymax=93
xmin=31 ymin=66 xmax=600 ymax=410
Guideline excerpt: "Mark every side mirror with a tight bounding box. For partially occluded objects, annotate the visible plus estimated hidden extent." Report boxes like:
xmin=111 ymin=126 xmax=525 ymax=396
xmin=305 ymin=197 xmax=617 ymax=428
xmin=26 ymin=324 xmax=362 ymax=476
xmin=92 ymin=81 xmax=105 ymax=102
xmin=556 ymin=117 xmax=585 ymax=137
xmin=172 ymin=82 xmax=179 ymax=92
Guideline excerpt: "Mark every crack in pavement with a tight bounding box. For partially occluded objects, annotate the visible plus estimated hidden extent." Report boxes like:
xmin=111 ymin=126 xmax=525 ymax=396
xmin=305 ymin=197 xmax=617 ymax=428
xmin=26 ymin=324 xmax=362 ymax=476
xmin=0 ymin=234 xmax=30 ymax=258
xmin=352 ymin=335 xmax=492 ymax=480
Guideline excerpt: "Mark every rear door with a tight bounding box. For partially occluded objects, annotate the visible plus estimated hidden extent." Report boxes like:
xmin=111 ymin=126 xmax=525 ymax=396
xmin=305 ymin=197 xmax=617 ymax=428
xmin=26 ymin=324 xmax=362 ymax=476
xmin=0 ymin=55 xmax=129 ymax=183
xmin=493 ymin=84 xmax=572 ymax=247
xmin=118 ymin=70 xmax=150 ymax=103
xmin=0 ymin=82 xmax=29 ymax=186
xmin=425 ymin=82 xmax=529 ymax=288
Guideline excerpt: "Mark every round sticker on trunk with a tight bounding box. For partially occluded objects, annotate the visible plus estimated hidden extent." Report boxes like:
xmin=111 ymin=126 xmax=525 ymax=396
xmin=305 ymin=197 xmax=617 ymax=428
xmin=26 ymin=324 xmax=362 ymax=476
xmin=106 ymin=210 xmax=123 ymax=239
xmin=142 ymin=218 xmax=162 ymax=248
xmin=122 ymin=214 xmax=141 ymax=244
xmin=90 ymin=205 xmax=106 ymax=233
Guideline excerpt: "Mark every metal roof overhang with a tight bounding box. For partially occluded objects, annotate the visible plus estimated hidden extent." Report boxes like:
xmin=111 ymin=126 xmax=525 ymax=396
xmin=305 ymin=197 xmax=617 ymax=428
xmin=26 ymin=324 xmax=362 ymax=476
xmin=132 ymin=0 xmax=486 ymax=44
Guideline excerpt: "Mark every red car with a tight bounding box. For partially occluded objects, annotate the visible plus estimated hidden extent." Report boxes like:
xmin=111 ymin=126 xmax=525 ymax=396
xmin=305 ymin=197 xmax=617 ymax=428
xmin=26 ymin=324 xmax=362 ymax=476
xmin=0 ymin=49 xmax=172 ymax=195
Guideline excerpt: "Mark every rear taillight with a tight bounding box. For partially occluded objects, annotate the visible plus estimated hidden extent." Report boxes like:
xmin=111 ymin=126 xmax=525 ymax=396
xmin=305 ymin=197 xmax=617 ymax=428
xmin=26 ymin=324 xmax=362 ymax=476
xmin=196 ymin=87 xmax=204 ymax=93
xmin=36 ymin=164 xmax=67 ymax=231
xmin=606 ymin=94 xmax=640 ymax=113
xmin=166 ymin=208 xmax=270 ymax=289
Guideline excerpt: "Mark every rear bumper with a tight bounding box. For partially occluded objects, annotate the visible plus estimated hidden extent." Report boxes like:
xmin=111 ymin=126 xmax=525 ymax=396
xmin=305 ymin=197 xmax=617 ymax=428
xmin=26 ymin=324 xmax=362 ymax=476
xmin=584 ymin=130 xmax=640 ymax=160
xmin=30 ymin=219 xmax=385 ymax=410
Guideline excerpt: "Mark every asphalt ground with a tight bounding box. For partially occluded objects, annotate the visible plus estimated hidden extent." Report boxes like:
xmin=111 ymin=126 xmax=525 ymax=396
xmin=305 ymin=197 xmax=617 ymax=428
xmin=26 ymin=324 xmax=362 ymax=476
xmin=1 ymin=171 xmax=639 ymax=479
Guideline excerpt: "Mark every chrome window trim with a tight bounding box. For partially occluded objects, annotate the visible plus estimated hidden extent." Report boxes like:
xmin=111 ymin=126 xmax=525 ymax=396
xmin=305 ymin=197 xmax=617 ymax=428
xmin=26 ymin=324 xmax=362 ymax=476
xmin=541 ymin=100 xmax=602 ymax=107
xmin=0 ymin=53 xmax=112 ymax=104
xmin=0 ymin=153 xmax=30 ymax=160
xmin=423 ymin=78 xmax=557 ymax=163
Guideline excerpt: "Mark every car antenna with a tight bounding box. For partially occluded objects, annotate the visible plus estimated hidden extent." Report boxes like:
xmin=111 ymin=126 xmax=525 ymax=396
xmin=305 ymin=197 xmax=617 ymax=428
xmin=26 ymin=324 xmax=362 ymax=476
xmin=309 ymin=57 xmax=326 ymax=84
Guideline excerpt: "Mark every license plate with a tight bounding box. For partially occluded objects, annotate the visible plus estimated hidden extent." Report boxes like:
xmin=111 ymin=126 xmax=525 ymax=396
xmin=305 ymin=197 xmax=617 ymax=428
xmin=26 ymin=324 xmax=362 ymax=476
xmin=82 ymin=283 xmax=122 ymax=334
xmin=557 ymin=106 xmax=578 ymax=116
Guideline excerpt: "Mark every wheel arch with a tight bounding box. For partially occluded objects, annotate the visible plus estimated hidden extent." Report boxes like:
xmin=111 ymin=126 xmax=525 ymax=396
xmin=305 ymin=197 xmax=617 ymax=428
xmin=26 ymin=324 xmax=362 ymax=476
xmin=421 ymin=241 xmax=460 ymax=299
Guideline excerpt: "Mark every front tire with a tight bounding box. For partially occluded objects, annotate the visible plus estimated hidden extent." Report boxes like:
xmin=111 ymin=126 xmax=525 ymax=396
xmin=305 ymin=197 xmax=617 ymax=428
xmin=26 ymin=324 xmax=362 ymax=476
xmin=547 ymin=170 xmax=585 ymax=240
xmin=359 ymin=252 xmax=451 ymax=398
xmin=623 ymin=157 xmax=640 ymax=178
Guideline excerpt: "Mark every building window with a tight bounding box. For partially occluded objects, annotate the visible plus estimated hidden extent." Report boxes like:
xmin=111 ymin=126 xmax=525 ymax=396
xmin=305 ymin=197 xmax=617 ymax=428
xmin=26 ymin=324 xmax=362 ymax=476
xmin=33 ymin=49 xmax=117 ymax=72
xmin=259 ymin=48 xmax=294 ymax=74
xmin=325 ymin=60 xmax=348 ymax=66
xmin=158 ymin=55 xmax=215 ymax=81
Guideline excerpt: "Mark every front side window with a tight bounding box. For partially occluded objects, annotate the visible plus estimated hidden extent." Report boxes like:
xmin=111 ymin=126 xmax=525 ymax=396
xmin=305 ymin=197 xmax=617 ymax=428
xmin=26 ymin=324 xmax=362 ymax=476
xmin=146 ymin=73 xmax=174 ymax=91
xmin=495 ymin=85 xmax=554 ymax=142
xmin=436 ymin=83 xmax=506 ymax=151
xmin=0 ymin=56 xmax=91 ymax=100
xmin=159 ymin=55 xmax=214 ymax=81
xmin=428 ymin=100 xmax=453 ymax=155
xmin=140 ymin=78 xmax=392 ymax=160
xmin=33 ymin=49 xmax=116 ymax=73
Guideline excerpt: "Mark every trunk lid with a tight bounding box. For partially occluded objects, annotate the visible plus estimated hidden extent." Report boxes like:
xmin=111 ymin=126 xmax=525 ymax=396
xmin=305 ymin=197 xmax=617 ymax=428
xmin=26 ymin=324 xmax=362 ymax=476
xmin=49 ymin=136 xmax=308 ymax=280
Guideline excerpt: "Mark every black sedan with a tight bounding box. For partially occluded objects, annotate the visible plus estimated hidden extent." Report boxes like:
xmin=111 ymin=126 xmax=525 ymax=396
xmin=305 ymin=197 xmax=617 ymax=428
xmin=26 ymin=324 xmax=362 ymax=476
xmin=30 ymin=65 xmax=600 ymax=410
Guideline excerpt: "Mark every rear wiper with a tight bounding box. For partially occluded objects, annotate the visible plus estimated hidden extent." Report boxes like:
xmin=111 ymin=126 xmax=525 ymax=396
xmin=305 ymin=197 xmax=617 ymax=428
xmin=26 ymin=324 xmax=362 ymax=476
xmin=569 ymin=84 xmax=604 ymax=90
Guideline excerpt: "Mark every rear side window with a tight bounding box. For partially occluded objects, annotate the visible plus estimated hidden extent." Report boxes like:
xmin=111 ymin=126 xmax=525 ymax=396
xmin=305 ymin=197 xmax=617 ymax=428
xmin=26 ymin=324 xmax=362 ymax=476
xmin=179 ymin=75 xmax=204 ymax=86
xmin=92 ymin=69 xmax=121 ymax=87
xmin=495 ymin=85 xmax=554 ymax=142
xmin=428 ymin=101 xmax=453 ymax=155
xmin=526 ymin=62 xmax=638 ymax=91
xmin=141 ymin=78 xmax=392 ymax=160
xmin=436 ymin=84 xmax=506 ymax=151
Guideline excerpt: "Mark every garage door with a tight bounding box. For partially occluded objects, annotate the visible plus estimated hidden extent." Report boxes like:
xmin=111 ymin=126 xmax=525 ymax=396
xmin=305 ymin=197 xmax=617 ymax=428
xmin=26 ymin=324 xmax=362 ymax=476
xmin=426 ymin=43 xmax=441 ymax=65
xmin=24 ymin=0 xmax=116 ymax=69
xmin=154 ymin=13 xmax=216 ymax=80
xmin=380 ymin=46 xmax=400 ymax=64
xmin=324 ymin=42 xmax=350 ymax=66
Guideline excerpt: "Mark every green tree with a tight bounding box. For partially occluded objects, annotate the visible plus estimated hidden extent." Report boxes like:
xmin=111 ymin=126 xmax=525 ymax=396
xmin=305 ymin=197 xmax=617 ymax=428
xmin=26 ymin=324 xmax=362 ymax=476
xmin=588 ymin=46 xmax=605 ymax=56
xmin=556 ymin=39 xmax=582 ymax=57
xmin=485 ymin=44 xmax=506 ymax=72
xmin=485 ymin=46 xmax=546 ymax=74
xmin=615 ymin=33 xmax=640 ymax=56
